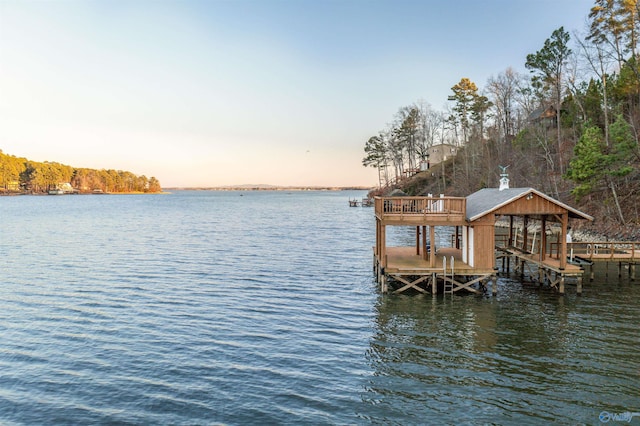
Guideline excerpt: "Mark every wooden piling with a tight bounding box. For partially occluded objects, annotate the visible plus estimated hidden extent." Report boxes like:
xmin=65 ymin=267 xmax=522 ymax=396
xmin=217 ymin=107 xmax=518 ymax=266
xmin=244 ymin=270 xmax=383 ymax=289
xmin=577 ymin=276 xmax=583 ymax=295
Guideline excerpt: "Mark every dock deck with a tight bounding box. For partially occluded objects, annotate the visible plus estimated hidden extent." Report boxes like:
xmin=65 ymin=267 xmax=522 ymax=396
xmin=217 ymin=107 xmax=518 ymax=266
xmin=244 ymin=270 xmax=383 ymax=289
xmin=376 ymin=247 xmax=496 ymax=294
xmin=384 ymin=247 xmax=492 ymax=275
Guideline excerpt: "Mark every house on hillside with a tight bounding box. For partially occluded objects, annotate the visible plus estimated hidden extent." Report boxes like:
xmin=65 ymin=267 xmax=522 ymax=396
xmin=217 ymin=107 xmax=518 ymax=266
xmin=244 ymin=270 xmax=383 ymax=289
xmin=423 ymin=143 xmax=458 ymax=170
xmin=528 ymin=105 xmax=558 ymax=128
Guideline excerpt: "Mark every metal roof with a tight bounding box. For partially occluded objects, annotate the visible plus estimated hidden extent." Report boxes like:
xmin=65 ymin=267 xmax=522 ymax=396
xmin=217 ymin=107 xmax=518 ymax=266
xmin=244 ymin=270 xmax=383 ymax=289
xmin=465 ymin=187 xmax=594 ymax=222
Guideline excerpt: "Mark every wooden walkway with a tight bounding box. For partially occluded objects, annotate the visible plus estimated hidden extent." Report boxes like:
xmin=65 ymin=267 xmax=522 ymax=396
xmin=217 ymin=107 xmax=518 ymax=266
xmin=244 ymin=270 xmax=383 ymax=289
xmin=497 ymin=238 xmax=640 ymax=292
xmin=551 ymin=241 xmax=640 ymax=262
xmin=497 ymin=246 xmax=585 ymax=294
xmin=558 ymin=242 xmax=640 ymax=281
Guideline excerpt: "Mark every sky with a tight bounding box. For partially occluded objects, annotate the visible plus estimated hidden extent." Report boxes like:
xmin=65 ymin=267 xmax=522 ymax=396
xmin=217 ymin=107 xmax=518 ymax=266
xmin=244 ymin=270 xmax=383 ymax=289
xmin=0 ymin=0 xmax=595 ymax=188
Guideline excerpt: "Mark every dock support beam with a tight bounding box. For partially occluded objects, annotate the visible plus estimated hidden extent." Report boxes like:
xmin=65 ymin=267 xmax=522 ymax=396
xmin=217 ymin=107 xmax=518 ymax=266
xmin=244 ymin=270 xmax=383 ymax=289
xmin=492 ymin=274 xmax=497 ymax=295
xmin=577 ymin=276 xmax=583 ymax=295
xmin=380 ymin=270 xmax=387 ymax=293
xmin=422 ymin=226 xmax=428 ymax=260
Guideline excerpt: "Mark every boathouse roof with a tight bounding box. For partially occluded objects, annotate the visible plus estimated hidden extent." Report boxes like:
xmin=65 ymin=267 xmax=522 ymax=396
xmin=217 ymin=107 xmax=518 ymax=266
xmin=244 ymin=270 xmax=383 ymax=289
xmin=465 ymin=187 xmax=594 ymax=222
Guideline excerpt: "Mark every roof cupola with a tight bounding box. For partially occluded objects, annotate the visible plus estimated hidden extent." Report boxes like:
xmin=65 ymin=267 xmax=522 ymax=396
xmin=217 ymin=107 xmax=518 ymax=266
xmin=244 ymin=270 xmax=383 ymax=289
xmin=499 ymin=165 xmax=510 ymax=191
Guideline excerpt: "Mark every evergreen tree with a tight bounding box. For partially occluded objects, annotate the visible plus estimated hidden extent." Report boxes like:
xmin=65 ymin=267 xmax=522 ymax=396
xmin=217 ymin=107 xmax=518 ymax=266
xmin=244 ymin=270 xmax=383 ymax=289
xmin=526 ymin=27 xmax=572 ymax=175
xmin=362 ymin=135 xmax=388 ymax=188
xmin=565 ymin=124 xmax=606 ymax=199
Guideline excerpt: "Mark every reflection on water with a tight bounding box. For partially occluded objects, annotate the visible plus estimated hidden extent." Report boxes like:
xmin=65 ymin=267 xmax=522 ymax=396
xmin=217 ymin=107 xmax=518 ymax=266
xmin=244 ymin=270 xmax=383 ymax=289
xmin=362 ymin=274 xmax=640 ymax=424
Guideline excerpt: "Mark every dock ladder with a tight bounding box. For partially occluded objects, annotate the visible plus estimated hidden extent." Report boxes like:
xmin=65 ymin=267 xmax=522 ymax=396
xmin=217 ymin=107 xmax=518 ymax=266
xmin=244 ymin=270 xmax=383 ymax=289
xmin=443 ymin=256 xmax=455 ymax=294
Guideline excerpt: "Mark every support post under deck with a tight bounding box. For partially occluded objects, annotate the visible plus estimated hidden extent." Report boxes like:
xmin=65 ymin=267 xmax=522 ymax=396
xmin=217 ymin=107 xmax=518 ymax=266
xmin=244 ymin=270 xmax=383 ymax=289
xmin=577 ymin=276 xmax=583 ymax=295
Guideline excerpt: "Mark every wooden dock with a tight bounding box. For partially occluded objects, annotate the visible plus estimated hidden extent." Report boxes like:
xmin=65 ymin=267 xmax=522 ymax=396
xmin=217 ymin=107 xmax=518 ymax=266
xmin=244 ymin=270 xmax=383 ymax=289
xmin=497 ymin=246 xmax=586 ymax=294
xmin=375 ymin=246 xmax=495 ymax=294
xmin=349 ymin=197 xmax=374 ymax=207
xmin=554 ymin=241 xmax=640 ymax=281
xmin=374 ymin=185 xmax=596 ymax=295
xmin=373 ymin=195 xmax=497 ymax=295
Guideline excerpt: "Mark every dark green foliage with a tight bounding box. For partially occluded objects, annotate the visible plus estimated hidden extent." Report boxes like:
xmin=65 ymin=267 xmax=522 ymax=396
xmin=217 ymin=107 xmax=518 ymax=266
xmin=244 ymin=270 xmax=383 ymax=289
xmin=525 ymin=27 xmax=571 ymax=98
xmin=608 ymin=114 xmax=637 ymax=177
xmin=362 ymin=135 xmax=386 ymax=168
xmin=565 ymin=125 xmax=606 ymax=198
xmin=584 ymin=79 xmax=606 ymax=129
xmin=565 ymin=116 xmax=637 ymax=199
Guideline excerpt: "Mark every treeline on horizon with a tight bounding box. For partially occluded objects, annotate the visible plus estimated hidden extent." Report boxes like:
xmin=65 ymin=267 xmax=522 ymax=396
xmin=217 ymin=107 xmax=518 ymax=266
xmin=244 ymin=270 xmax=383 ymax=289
xmin=0 ymin=150 xmax=162 ymax=194
xmin=362 ymin=0 xmax=640 ymax=233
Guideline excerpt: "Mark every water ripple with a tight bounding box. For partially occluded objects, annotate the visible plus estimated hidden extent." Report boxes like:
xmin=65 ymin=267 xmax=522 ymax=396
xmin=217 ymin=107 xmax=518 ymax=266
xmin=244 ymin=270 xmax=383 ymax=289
xmin=1 ymin=191 xmax=638 ymax=424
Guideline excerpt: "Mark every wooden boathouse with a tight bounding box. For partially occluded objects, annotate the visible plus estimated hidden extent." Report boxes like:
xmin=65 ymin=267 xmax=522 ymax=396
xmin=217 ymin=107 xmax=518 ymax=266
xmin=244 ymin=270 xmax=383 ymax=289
xmin=373 ymin=173 xmax=595 ymax=295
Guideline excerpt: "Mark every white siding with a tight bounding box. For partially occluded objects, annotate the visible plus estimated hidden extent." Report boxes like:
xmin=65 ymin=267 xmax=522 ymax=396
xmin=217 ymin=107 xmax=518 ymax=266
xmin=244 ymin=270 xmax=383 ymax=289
xmin=462 ymin=226 xmax=470 ymax=265
xmin=467 ymin=227 xmax=474 ymax=267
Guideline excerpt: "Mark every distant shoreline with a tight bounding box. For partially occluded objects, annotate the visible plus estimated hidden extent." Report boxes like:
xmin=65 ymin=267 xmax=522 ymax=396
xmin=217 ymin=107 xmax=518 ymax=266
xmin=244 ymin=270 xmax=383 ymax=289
xmin=164 ymin=186 xmax=374 ymax=191
xmin=0 ymin=186 xmax=373 ymax=196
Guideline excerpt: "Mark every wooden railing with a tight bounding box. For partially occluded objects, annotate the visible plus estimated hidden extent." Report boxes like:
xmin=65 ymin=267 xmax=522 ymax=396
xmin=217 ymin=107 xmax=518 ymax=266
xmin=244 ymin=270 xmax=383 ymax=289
xmin=374 ymin=196 xmax=466 ymax=222
xmin=550 ymin=242 xmax=640 ymax=260
xmin=495 ymin=235 xmax=509 ymax=248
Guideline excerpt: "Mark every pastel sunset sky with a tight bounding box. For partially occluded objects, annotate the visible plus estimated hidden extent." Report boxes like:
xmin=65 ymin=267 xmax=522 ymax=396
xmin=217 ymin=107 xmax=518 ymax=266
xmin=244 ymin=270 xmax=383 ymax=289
xmin=1 ymin=0 xmax=592 ymax=187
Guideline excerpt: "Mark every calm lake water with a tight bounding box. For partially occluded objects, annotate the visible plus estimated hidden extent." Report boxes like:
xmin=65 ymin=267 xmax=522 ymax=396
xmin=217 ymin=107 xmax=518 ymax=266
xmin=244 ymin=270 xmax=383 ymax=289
xmin=0 ymin=190 xmax=638 ymax=425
